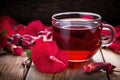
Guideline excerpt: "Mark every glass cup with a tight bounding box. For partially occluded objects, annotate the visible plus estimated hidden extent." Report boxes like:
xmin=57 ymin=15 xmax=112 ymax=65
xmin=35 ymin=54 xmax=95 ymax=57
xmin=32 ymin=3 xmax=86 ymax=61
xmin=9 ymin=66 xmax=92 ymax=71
xmin=52 ymin=12 xmax=116 ymax=62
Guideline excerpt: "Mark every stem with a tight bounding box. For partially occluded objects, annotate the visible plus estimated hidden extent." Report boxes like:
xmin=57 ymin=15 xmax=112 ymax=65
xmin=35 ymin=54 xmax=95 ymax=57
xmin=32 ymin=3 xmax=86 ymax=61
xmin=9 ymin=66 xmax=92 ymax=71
xmin=50 ymin=56 xmax=65 ymax=66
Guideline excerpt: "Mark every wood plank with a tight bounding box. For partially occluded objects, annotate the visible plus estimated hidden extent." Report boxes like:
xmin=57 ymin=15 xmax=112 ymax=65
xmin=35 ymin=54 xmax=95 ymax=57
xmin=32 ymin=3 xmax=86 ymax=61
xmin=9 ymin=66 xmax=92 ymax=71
xmin=26 ymin=50 xmax=108 ymax=80
xmin=25 ymin=63 xmax=54 ymax=80
xmin=54 ymin=50 xmax=108 ymax=80
xmin=0 ymin=51 xmax=28 ymax=80
xmin=102 ymin=49 xmax=120 ymax=80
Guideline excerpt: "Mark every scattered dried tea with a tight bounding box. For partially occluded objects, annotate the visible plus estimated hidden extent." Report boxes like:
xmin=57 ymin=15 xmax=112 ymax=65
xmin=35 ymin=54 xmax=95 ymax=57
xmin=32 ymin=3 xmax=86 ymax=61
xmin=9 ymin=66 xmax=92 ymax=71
xmin=84 ymin=62 xmax=116 ymax=73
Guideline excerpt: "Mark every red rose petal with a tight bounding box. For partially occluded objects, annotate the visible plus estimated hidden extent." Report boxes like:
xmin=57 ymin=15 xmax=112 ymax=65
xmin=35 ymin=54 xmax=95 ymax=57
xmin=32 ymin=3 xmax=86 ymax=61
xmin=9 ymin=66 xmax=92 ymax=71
xmin=32 ymin=40 xmax=68 ymax=73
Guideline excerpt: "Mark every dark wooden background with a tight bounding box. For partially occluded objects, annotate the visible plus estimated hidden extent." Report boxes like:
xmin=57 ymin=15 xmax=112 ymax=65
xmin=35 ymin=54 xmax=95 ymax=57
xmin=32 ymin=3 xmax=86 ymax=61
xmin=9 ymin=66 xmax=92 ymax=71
xmin=0 ymin=0 xmax=120 ymax=25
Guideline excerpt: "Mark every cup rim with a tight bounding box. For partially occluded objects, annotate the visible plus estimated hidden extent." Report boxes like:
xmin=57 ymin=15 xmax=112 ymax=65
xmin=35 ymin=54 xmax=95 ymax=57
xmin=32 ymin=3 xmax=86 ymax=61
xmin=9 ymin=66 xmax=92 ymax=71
xmin=52 ymin=12 xmax=101 ymax=21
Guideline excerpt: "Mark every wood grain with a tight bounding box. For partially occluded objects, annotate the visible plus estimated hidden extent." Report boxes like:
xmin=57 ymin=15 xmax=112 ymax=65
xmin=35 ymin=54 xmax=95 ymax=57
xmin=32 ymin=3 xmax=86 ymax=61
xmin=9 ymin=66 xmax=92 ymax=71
xmin=0 ymin=52 xmax=27 ymax=80
xmin=2 ymin=49 xmax=118 ymax=80
xmin=102 ymin=49 xmax=120 ymax=80
xmin=25 ymin=63 xmax=54 ymax=80
xmin=26 ymin=50 xmax=108 ymax=80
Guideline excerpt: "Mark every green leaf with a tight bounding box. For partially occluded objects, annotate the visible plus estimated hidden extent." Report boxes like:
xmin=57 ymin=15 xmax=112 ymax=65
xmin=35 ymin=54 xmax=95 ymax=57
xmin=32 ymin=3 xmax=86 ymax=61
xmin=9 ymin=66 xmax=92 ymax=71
xmin=26 ymin=49 xmax=32 ymax=60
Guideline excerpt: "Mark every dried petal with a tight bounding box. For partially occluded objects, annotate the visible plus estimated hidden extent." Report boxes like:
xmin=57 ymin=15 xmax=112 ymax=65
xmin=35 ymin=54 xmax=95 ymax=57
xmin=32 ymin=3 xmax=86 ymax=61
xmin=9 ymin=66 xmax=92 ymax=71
xmin=12 ymin=33 xmax=22 ymax=45
xmin=21 ymin=40 xmax=33 ymax=48
xmin=84 ymin=65 xmax=91 ymax=73
xmin=13 ymin=46 xmax=23 ymax=55
xmin=5 ymin=42 xmax=26 ymax=56
xmin=84 ymin=62 xmax=116 ymax=73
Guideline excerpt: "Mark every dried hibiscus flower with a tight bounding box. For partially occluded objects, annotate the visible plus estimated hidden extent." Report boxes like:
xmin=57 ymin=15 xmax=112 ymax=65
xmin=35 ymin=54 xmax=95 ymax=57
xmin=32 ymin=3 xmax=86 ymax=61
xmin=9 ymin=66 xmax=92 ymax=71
xmin=84 ymin=62 xmax=116 ymax=73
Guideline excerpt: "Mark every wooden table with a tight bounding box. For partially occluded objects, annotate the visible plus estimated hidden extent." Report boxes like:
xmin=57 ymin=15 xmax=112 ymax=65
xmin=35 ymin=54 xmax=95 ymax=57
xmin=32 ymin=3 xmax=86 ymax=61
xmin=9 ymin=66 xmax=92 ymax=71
xmin=0 ymin=49 xmax=120 ymax=80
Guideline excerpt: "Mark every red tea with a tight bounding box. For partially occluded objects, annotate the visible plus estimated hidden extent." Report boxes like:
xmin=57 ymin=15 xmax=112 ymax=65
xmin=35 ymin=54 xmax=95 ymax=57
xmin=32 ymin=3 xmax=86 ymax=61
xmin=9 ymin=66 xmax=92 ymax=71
xmin=53 ymin=18 xmax=102 ymax=62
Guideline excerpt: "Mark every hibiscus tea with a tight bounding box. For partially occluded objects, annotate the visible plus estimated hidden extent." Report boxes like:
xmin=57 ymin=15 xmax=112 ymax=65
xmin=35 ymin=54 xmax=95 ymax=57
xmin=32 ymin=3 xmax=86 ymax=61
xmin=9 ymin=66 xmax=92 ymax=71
xmin=53 ymin=18 xmax=102 ymax=62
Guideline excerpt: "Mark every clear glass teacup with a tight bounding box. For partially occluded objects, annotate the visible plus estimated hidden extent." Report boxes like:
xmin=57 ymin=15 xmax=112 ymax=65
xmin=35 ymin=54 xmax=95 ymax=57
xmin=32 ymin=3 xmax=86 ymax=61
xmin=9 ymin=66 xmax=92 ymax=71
xmin=52 ymin=12 xmax=116 ymax=62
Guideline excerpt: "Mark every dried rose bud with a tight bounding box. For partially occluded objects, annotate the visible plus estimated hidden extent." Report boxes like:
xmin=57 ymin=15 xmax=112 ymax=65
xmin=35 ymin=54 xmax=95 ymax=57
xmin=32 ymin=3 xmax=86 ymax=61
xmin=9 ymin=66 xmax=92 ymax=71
xmin=21 ymin=39 xmax=33 ymax=48
xmin=13 ymin=46 xmax=23 ymax=55
xmin=84 ymin=65 xmax=91 ymax=73
xmin=84 ymin=62 xmax=116 ymax=73
xmin=12 ymin=33 xmax=22 ymax=45
xmin=102 ymin=63 xmax=116 ymax=73
xmin=5 ymin=42 xmax=26 ymax=56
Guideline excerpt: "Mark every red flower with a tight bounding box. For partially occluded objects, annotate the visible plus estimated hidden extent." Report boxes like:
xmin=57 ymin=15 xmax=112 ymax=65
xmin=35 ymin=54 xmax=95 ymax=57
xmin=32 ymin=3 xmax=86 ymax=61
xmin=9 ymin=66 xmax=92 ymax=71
xmin=32 ymin=40 xmax=68 ymax=73
xmin=0 ymin=16 xmax=16 ymax=37
xmin=15 ymin=24 xmax=26 ymax=35
xmin=26 ymin=20 xmax=47 ymax=36
xmin=0 ymin=22 xmax=16 ymax=37
xmin=0 ymin=16 xmax=16 ymax=27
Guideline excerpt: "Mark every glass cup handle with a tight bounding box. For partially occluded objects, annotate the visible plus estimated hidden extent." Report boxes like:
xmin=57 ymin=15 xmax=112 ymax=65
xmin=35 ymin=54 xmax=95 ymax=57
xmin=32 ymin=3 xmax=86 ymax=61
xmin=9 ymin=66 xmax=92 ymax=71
xmin=101 ymin=23 xmax=116 ymax=47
